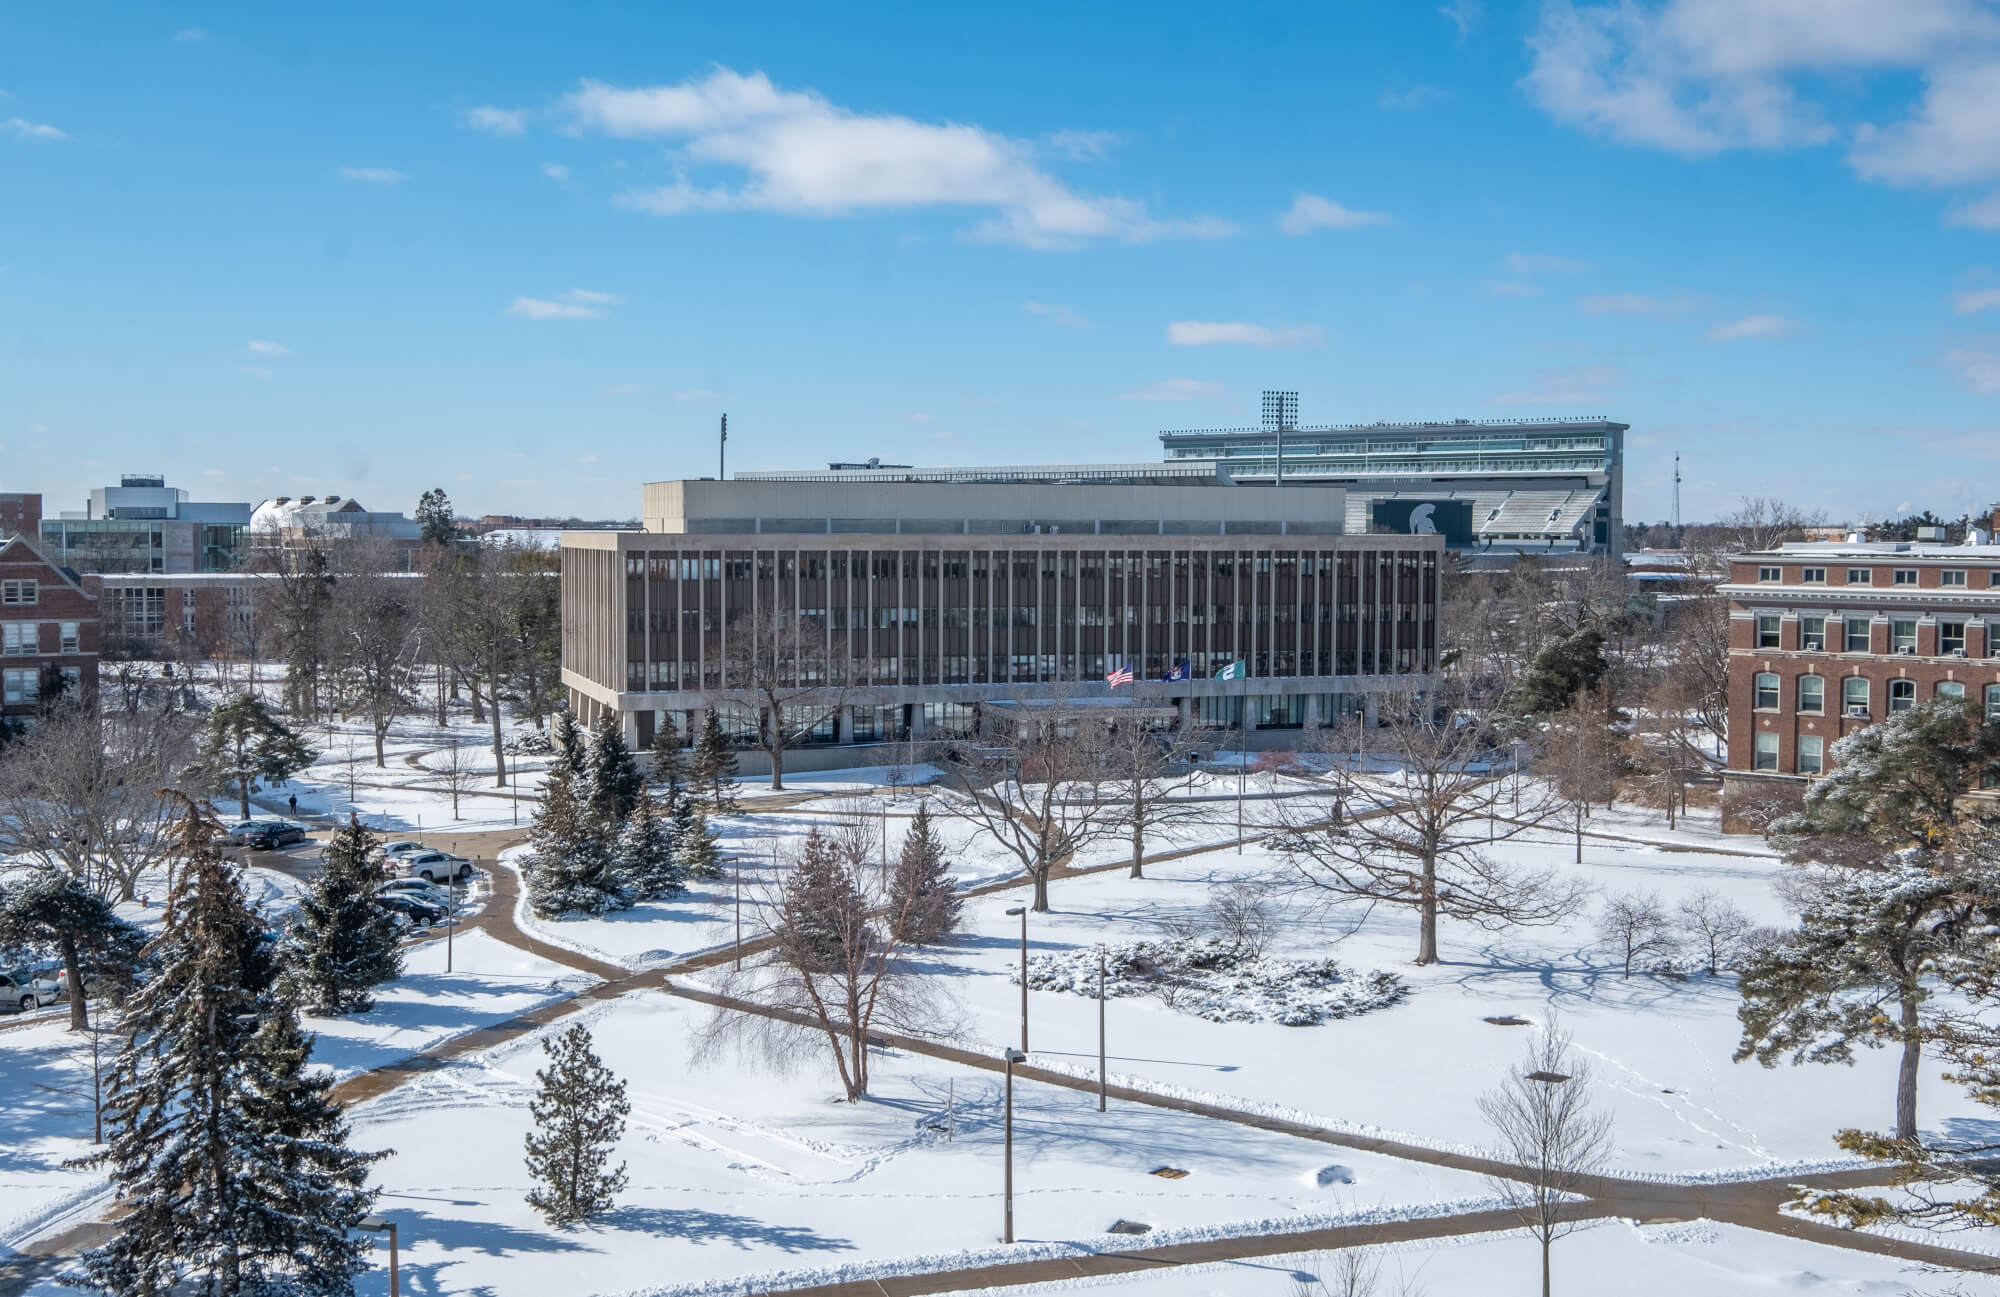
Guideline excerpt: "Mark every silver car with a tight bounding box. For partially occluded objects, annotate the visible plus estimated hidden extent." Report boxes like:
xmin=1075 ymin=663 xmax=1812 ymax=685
xmin=0 ymin=970 xmax=59 ymax=1012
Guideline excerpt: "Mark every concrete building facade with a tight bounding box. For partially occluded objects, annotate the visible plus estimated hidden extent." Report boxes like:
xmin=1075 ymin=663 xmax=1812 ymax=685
xmin=562 ymin=480 xmax=1443 ymax=771
xmin=41 ymin=474 xmax=252 ymax=574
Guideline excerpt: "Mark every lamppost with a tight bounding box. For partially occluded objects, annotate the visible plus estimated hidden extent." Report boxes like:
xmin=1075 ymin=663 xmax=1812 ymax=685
xmin=1005 ymin=906 xmax=1028 ymax=1053
xmin=358 ymin=1217 xmax=399 ymax=1296
xmin=1512 ymin=739 xmax=1524 ymax=814
xmin=1097 ymin=946 xmax=1108 ymax=1114
xmin=445 ymin=839 xmax=458 ymax=974
xmin=1003 ymin=1046 xmax=1027 ymax=1244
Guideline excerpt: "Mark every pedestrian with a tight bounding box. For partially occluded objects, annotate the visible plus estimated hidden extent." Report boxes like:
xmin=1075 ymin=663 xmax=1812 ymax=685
xmin=288 ymin=793 xmax=298 ymax=817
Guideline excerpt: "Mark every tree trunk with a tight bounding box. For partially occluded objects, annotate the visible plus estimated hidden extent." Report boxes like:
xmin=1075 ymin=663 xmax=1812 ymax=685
xmin=1541 ymin=1233 xmax=1552 ymax=1297
xmin=1129 ymin=816 xmax=1144 ymax=879
xmin=373 ymin=727 xmax=387 ymax=768
xmin=61 ymin=931 xmax=85 ymax=1031
xmin=238 ymin=779 xmax=251 ymax=822
xmin=1896 ymin=989 xmax=1922 ymax=1142
xmin=487 ymin=688 xmax=508 ymax=788
xmin=1575 ymin=805 xmax=1584 ymax=864
xmin=768 ymin=721 xmax=785 ymax=792
xmin=1032 ymin=862 xmax=1050 ymax=913
xmin=1416 ymin=854 xmax=1439 ymax=965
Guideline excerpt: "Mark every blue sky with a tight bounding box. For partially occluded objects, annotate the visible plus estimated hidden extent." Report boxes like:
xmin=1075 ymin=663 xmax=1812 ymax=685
xmin=6 ymin=0 xmax=2000 ymax=525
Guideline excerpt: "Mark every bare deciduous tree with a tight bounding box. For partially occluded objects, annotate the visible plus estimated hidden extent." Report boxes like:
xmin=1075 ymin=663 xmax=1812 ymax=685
xmin=1272 ymin=687 xmax=1583 ymax=965
xmin=1101 ymin=711 xmax=1208 ymax=879
xmin=1478 ymin=1020 xmax=1614 ymax=1297
xmin=714 ymin=599 xmax=850 ymax=791
xmin=1677 ymin=890 xmax=1755 ymax=976
xmin=1596 ymin=890 xmax=1675 ymax=978
xmin=331 ymin=553 xmax=423 ymax=768
xmin=426 ymin=742 xmax=483 ymax=821
xmin=1535 ymin=685 xmax=1621 ymax=863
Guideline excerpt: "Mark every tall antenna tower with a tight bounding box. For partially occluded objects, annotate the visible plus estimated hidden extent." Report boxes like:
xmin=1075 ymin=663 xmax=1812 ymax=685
xmin=719 ymin=413 xmax=728 ymax=480
xmin=1671 ymin=453 xmax=1682 ymax=532
xmin=1262 ymin=390 xmax=1298 ymax=484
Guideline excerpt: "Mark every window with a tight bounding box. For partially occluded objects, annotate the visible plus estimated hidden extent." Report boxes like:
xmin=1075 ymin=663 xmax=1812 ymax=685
xmin=1990 ymin=620 xmax=2000 ymax=658
xmin=1941 ymin=621 xmax=1967 ymax=655
xmin=1801 ymin=567 xmax=1826 ymax=584
xmin=1797 ymin=735 xmax=1824 ymax=776
xmin=1846 ymin=568 xmax=1872 ymax=585
xmin=1797 ymin=675 xmax=1824 ymax=713
xmin=1754 ymin=672 xmax=1781 ymax=710
xmin=1938 ymin=681 xmax=1967 ymax=700
xmin=0 ymin=580 xmax=35 ymax=605
xmin=1989 ymin=684 xmax=2000 ymax=721
xmin=1889 ymin=679 xmax=1916 ymax=712
xmin=1800 ymin=616 xmax=1826 ymax=651
xmin=1 ymin=667 xmax=38 ymax=704
xmin=1757 ymin=565 xmax=1782 ymax=583
xmin=1756 ymin=615 xmax=1781 ymax=649
xmin=1844 ymin=619 xmax=1872 ymax=652
xmin=57 ymin=622 xmax=77 ymax=654
xmin=1893 ymin=568 xmax=1918 ymax=585
xmin=1942 ymin=570 xmax=1967 ymax=587
xmin=1843 ymin=677 xmax=1870 ymax=715
xmin=0 ymin=622 xmax=34 ymax=656
xmin=1891 ymin=619 xmax=1917 ymax=652
xmin=1753 ymin=731 xmax=1779 ymax=771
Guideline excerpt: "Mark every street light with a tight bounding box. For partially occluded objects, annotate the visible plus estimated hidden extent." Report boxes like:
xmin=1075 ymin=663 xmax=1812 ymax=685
xmin=1005 ymin=906 xmax=1028 ymax=1053
xmin=446 ymin=839 xmax=459 ymax=974
xmin=358 ymin=1217 xmax=399 ymax=1296
xmin=1003 ymin=1046 xmax=1027 ymax=1244
xmin=1097 ymin=946 xmax=1108 ymax=1114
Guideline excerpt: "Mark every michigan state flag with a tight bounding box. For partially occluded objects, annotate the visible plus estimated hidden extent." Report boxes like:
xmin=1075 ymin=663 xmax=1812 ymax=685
xmin=1214 ymin=660 xmax=1246 ymax=680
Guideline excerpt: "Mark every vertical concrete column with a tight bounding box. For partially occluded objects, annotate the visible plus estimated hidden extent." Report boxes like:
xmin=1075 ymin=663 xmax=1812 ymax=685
xmin=1177 ymin=696 xmax=1192 ymax=730
xmin=1243 ymin=692 xmax=1260 ymax=732
xmin=1303 ymin=694 xmax=1320 ymax=730
xmin=1364 ymin=694 xmax=1380 ymax=728
xmin=835 ymin=705 xmax=853 ymax=745
xmin=621 ymin=706 xmax=640 ymax=751
xmin=909 ymin=703 xmax=928 ymax=740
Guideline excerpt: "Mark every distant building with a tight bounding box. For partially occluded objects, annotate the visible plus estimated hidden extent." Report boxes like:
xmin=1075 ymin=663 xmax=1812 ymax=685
xmin=248 ymin=494 xmax=422 ymax=566
xmin=0 ymin=534 xmax=98 ymax=720
xmin=0 ymin=493 xmax=41 ymax=541
xmin=40 ymin=474 xmax=251 ymax=573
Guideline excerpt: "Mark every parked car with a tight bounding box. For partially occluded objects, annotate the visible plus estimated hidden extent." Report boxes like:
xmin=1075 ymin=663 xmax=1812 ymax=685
xmin=225 ymin=820 xmax=308 ymax=851
xmin=374 ymin=879 xmax=451 ymax=907
xmin=0 ymin=970 xmax=60 ymax=1012
xmin=396 ymin=850 xmax=475 ymax=884
xmin=373 ymin=894 xmax=446 ymax=928
xmin=376 ymin=841 xmax=431 ymax=864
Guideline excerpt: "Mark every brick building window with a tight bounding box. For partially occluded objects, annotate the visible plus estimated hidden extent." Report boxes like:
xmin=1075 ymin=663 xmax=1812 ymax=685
xmin=1 ymin=667 xmax=36 ymax=704
xmin=1941 ymin=621 xmax=1967 ymax=655
xmin=1801 ymin=567 xmax=1826 ymax=584
xmin=1800 ymin=616 xmax=1826 ymax=650
xmin=1757 ymin=566 xmax=1781 ymax=583
xmin=1797 ymin=735 xmax=1824 ymax=775
xmin=1894 ymin=569 xmax=1918 ymax=585
xmin=0 ymin=579 xmax=35 ymax=605
xmin=1797 ymin=675 xmax=1824 ymax=713
xmin=1844 ymin=619 xmax=1871 ymax=652
xmin=1938 ymin=681 xmax=1966 ymax=700
xmin=1753 ymin=731 xmax=1779 ymax=771
xmin=1988 ymin=684 xmax=2000 ymax=720
xmin=58 ymin=622 xmax=77 ymax=653
xmin=1891 ymin=619 xmax=1917 ymax=652
xmin=1942 ymin=570 xmax=1967 ymax=587
xmin=0 ymin=621 xmax=35 ymax=656
xmin=1843 ymin=677 xmax=1870 ymax=716
xmin=1756 ymin=615 xmax=1781 ymax=648
xmin=1889 ymin=679 xmax=1916 ymax=712
xmin=1846 ymin=568 xmax=1872 ymax=584
xmin=1754 ymin=672 xmax=1780 ymax=710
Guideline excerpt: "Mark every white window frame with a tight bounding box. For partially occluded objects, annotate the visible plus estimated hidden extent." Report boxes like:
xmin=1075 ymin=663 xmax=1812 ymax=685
xmin=0 ymin=579 xmax=35 ymax=606
xmin=0 ymin=621 xmax=34 ymax=656
xmin=1797 ymin=675 xmax=1824 ymax=713
xmin=1756 ymin=615 xmax=1782 ymax=649
xmin=1753 ymin=731 xmax=1779 ymax=771
xmin=1757 ymin=566 xmax=1781 ymax=583
xmin=1801 ymin=567 xmax=1826 ymax=584
xmin=1846 ymin=568 xmax=1872 ymax=585
xmin=1889 ymin=679 xmax=1917 ymax=712
xmin=1843 ymin=677 xmax=1870 ymax=715
xmin=1797 ymin=734 xmax=1824 ymax=775
xmin=1800 ymin=615 xmax=1826 ymax=651
xmin=58 ymin=621 xmax=78 ymax=654
xmin=1843 ymin=619 xmax=1872 ymax=652
xmin=1893 ymin=568 xmax=1918 ymax=585
xmin=1754 ymin=672 xmax=1781 ymax=711
xmin=1942 ymin=570 xmax=1967 ymax=587
xmin=1938 ymin=681 xmax=1966 ymax=700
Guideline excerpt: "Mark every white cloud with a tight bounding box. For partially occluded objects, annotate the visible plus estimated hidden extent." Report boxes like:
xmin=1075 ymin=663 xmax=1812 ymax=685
xmin=339 ymin=167 xmax=407 ymax=184
xmin=1023 ymin=300 xmax=1087 ymax=328
xmin=1505 ymin=250 xmax=1591 ymax=274
xmin=1487 ymin=280 xmax=1542 ymax=297
xmin=542 ymin=163 xmax=570 ymax=181
xmin=1379 ymin=85 xmax=1450 ymax=111
xmin=604 ymin=383 xmax=652 ymax=395
xmin=466 ymin=106 xmax=529 ymax=136
xmin=1439 ymin=1 xmax=1482 ymax=40
xmin=673 ymin=389 xmax=721 ymax=402
xmin=173 ymin=27 xmax=210 ymax=43
xmin=566 ymin=289 xmax=620 ymax=305
xmin=1577 ymin=291 xmax=1701 ymax=315
xmin=508 ymin=297 xmax=603 ymax=321
xmin=1121 ymin=378 xmax=1224 ymax=401
xmin=565 ymin=67 xmax=1231 ymax=249
xmin=1707 ymin=312 xmax=1795 ymax=340
xmin=1948 ymin=346 xmax=2000 ymax=393
xmin=1166 ymin=320 xmax=1321 ymax=347
xmin=1278 ymin=194 xmax=1390 ymax=235
xmin=1956 ymin=287 xmax=2000 ymax=315
xmin=1490 ymin=364 xmax=1621 ymax=408
xmin=246 ymin=340 xmax=289 ymax=356
xmin=1042 ymin=129 xmax=1120 ymax=161
xmin=4 ymin=117 xmax=67 ymax=140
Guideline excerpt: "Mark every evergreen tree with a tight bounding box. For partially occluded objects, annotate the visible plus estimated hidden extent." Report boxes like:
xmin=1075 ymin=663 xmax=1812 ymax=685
xmin=691 ymin=709 xmax=740 ymax=814
xmin=614 ymin=794 xmax=683 ymax=901
xmin=198 ymin=692 xmax=319 ymax=822
xmin=524 ymin=1024 xmax=630 ymax=1227
xmin=551 ymin=707 xmax=589 ymax=785
xmin=74 ymin=799 xmax=382 ymax=1296
xmin=0 ymin=870 xmax=147 ymax=1031
xmin=415 ymin=487 xmax=457 ymax=545
xmin=285 ymin=815 xmax=403 ymax=1015
xmin=889 ymin=801 xmax=960 ymax=945
xmin=586 ymin=711 xmax=644 ymax=831
xmin=1772 ymin=696 xmax=2000 ymax=856
xmin=1500 ymin=625 xmax=1608 ymax=720
xmin=672 ymin=806 xmax=724 ymax=882
xmin=779 ymin=828 xmax=871 ymax=973
xmin=524 ymin=756 xmax=628 ymax=917
xmin=648 ymin=721 xmax=689 ymax=804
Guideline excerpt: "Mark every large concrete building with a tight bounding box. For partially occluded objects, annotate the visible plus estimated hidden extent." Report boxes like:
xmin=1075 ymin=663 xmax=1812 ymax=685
xmin=1718 ymin=534 xmax=2000 ymax=813
xmin=562 ymin=478 xmax=1443 ymax=771
xmin=40 ymin=474 xmax=253 ymax=574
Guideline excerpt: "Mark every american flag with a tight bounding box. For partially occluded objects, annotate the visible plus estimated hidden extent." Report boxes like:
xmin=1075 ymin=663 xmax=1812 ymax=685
xmin=1105 ymin=663 xmax=1135 ymax=687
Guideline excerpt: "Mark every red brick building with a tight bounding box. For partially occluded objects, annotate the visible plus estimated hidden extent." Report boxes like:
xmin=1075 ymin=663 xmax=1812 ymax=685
xmin=0 ymin=493 xmax=41 ymax=541
xmin=1719 ymin=538 xmax=2000 ymax=807
xmin=0 ymin=534 xmax=99 ymax=719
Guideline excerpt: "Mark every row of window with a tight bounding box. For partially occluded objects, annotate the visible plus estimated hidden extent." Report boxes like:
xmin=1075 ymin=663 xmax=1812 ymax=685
xmin=1751 ymin=731 xmax=1826 ymax=774
xmin=1753 ymin=614 xmax=1992 ymax=655
xmin=1757 ymin=565 xmax=1988 ymax=587
xmin=0 ymin=579 xmax=37 ymax=605
xmin=0 ymin=621 xmax=80 ymax=656
xmin=1751 ymin=672 xmax=1995 ymax=717
xmin=1 ymin=665 xmax=78 ymax=706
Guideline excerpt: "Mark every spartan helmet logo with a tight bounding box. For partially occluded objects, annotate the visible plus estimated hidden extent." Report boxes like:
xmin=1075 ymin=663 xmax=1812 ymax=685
xmin=1408 ymin=502 xmax=1438 ymax=534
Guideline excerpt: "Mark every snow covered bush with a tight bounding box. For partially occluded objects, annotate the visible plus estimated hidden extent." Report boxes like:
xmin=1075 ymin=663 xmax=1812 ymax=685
xmin=1021 ymin=936 xmax=1407 ymax=1026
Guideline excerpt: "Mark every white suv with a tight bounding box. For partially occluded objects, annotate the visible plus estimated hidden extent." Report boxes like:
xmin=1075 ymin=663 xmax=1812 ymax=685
xmin=398 ymin=850 xmax=475 ymax=883
xmin=0 ymin=970 xmax=59 ymax=1013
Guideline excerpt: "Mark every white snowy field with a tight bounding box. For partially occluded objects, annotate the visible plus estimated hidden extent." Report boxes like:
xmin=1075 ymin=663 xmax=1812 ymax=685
xmin=928 ymin=1219 xmax=2000 ymax=1297
xmin=338 ymin=993 xmax=1491 ymax=1297
xmin=272 ymin=707 xmax=553 ymax=835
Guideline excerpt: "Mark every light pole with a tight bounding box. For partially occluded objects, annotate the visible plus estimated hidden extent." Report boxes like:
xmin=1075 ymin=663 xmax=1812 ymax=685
xmin=1005 ymin=906 xmax=1028 ymax=1053
xmin=1512 ymin=740 xmax=1524 ymax=814
xmin=359 ymin=1217 xmax=399 ymax=1296
xmin=1003 ymin=1046 xmax=1026 ymax=1244
xmin=445 ymin=839 xmax=458 ymax=974
xmin=1236 ymin=712 xmax=1246 ymax=854
xmin=734 ymin=857 xmax=745 ymax=970
xmin=1097 ymin=946 xmax=1107 ymax=1113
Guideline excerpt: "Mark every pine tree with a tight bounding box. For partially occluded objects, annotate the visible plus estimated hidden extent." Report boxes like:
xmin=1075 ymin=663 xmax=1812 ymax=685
xmin=552 ymin=708 xmax=588 ymax=782
xmin=586 ymin=711 xmax=644 ymax=831
xmin=673 ymin=806 xmax=724 ymax=882
xmin=198 ymin=692 xmax=319 ymax=822
xmin=74 ymin=799 xmax=383 ymax=1296
xmin=691 ymin=709 xmax=740 ymax=814
xmin=524 ymin=1024 xmax=630 ymax=1227
xmin=780 ymin=828 xmax=871 ymax=973
xmin=889 ymin=801 xmax=960 ymax=945
xmin=1501 ymin=625 xmax=1608 ymax=719
xmin=614 ymin=794 xmax=683 ymax=901
xmin=0 ymin=870 xmax=146 ymax=1031
xmin=524 ymin=757 xmax=628 ymax=917
xmin=285 ymin=815 xmax=403 ymax=1015
xmin=649 ymin=721 xmax=689 ymax=804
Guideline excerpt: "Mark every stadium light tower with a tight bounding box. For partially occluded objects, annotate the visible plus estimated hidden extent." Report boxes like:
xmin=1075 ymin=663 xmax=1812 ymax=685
xmin=1262 ymin=390 xmax=1298 ymax=484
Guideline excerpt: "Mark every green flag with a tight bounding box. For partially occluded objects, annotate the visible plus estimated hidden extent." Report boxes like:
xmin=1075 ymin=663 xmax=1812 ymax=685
xmin=1214 ymin=660 xmax=1246 ymax=681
